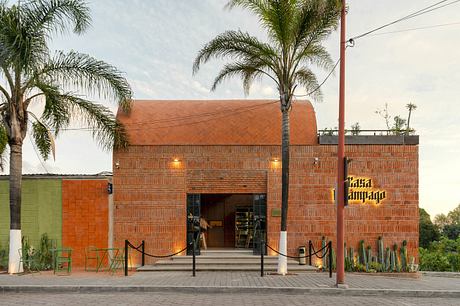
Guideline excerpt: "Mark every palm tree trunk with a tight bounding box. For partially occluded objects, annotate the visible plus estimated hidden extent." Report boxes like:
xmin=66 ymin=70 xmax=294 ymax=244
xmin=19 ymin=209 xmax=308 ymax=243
xmin=8 ymin=142 xmax=23 ymax=274
xmin=406 ymin=109 xmax=412 ymax=135
xmin=277 ymin=98 xmax=290 ymax=275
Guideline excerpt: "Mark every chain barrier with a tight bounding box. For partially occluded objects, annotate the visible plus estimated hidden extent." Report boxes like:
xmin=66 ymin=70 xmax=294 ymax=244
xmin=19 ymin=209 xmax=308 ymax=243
xmin=262 ymin=240 xmax=333 ymax=278
xmin=265 ymin=242 xmax=328 ymax=259
xmin=124 ymin=239 xmax=197 ymax=276
xmin=127 ymin=241 xmax=190 ymax=258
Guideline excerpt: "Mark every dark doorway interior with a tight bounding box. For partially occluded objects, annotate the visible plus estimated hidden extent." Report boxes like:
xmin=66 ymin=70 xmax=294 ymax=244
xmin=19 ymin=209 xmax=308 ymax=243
xmin=201 ymin=194 xmax=253 ymax=248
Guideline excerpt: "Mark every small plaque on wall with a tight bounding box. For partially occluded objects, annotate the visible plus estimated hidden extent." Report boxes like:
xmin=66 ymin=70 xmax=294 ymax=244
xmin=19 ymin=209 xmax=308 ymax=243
xmin=210 ymin=220 xmax=223 ymax=227
xmin=271 ymin=208 xmax=281 ymax=217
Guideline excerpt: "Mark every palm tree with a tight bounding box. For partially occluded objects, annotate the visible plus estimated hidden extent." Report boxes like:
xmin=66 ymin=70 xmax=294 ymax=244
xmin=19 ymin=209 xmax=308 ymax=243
xmin=193 ymin=0 xmax=341 ymax=274
xmin=405 ymin=102 xmax=417 ymax=135
xmin=0 ymin=0 xmax=132 ymax=274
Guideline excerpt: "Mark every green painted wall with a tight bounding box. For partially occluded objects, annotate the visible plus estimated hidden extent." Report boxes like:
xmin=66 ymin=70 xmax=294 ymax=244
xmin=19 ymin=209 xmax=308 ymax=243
xmin=0 ymin=179 xmax=62 ymax=253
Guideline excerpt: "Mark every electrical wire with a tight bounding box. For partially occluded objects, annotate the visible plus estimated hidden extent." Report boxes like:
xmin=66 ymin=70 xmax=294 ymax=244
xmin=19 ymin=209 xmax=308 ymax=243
xmin=349 ymin=0 xmax=460 ymax=41
xmin=293 ymin=58 xmax=340 ymax=97
xmin=29 ymin=136 xmax=49 ymax=173
xmin=366 ymin=21 xmax=460 ymax=37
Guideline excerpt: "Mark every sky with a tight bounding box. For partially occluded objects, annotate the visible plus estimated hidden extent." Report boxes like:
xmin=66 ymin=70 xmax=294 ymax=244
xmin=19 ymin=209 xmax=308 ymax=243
xmin=7 ymin=0 xmax=460 ymax=217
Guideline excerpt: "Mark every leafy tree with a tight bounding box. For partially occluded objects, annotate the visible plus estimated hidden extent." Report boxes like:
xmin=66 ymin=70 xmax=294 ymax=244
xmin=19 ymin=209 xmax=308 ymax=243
xmin=350 ymin=122 xmax=360 ymax=135
xmin=434 ymin=204 xmax=460 ymax=240
xmin=419 ymin=208 xmax=440 ymax=248
xmin=193 ymin=0 xmax=341 ymax=274
xmin=0 ymin=0 xmax=132 ymax=273
xmin=391 ymin=116 xmax=406 ymax=135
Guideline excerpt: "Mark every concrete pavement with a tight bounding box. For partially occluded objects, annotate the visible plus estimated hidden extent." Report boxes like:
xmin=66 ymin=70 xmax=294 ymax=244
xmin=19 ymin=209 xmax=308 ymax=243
xmin=0 ymin=270 xmax=459 ymax=298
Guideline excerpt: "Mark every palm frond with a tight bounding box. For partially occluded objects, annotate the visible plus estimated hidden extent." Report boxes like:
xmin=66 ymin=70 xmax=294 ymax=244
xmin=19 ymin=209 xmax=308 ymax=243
xmin=211 ymin=60 xmax=273 ymax=95
xmin=31 ymin=118 xmax=55 ymax=161
xmin=294 ymin=44 xmax=333 ymax=71
xmin=0 ymin=123 xmax=7 ymax=171
xmin=63 ymin=95 xmax=128 ymax=150
xmin=193 ymin=30 xmax=278 ymax=75
xmin=294 ymin=67 xmax=322 ymax=102
xmin=0 ymin=2 xmax=48 ymax=72
xmin=24 ymin=0 xmax=91 ymax=35
xmin=36 ymin=51 xmax=132 ymax=112
xmin=292 ymin=0 xmax=341 ymax=53
xmin=226 ymin=0 xmax=294 ymax=45
xmin=32 ymin=81 xmax=71 ymax=134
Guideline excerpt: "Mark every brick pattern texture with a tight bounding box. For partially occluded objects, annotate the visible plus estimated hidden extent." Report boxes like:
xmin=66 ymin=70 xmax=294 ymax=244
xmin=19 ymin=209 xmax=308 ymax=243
xmin=62 ymin=179 xmax=109 ymax=267
xmin=113 ymin=144 xmax=418 ymax=264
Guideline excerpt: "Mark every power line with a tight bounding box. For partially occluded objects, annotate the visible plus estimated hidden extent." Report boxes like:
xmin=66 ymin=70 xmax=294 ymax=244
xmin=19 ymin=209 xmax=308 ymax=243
xmin=54 ymin=101 xmax=279 ymax=132
xmin=29 ymin=136 xmax=49 ymax=173
xmin=123 ymin=100 xmax=278 ymax=127
xmin=349 ymin=0 xmax=460 ymax=41
xmin=293 ymin=58 xmax=340 ymax=97
xmin=366 ymin=21 xmax=460 ymax=37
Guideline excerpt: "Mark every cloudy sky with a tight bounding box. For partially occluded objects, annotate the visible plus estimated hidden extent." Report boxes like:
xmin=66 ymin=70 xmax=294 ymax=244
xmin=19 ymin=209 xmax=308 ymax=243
xmin=12 ymin=0 xmax=460 ymax=217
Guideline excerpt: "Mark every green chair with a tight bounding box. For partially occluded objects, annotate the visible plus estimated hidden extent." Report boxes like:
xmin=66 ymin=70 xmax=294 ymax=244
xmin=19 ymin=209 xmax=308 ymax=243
xmin=52 ymin=248 xmax=72 ymax=275
xmin=109 ymin=249 xmax=125 ymax=274
xmin=85 ymin=246 xmax=99 ymax=271
xmin=18 ymin=248 xmax=40 ymax=274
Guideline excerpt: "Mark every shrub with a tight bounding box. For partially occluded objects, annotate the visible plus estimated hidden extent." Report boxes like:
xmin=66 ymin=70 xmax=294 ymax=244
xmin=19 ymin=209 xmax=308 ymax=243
xmin=419 ymin=248 xmax=451 ymax=271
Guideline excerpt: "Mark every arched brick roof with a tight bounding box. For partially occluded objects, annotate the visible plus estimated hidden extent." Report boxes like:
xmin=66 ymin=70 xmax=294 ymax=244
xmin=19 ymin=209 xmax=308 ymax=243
xmin=117 ymin=100 xmax=318 ymax=145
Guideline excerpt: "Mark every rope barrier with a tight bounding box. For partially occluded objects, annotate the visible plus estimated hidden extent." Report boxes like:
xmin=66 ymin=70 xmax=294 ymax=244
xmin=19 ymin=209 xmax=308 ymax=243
xmin=265 ymin=242 xmax=329 ymax=259
xmin=127 ymin=241 xmax=191 ymax=258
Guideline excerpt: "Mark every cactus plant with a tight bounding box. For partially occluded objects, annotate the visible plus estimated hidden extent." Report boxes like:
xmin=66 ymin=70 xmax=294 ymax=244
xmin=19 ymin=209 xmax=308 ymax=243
xmin=349 ymin=247 xmax=355 ymax=270
xmin=378 ymin=236 xmax=384 ymax=265
xmin=359 ymin=240 xmax=367 ymax=266
xmin=385 ymin=247 xmax=390 ymax=272
xmin=366 ymin=245 xmax=372 ymax=271
xmin=400 ymin=240 xmax=408 ymax=272
xmin=390 ymin=248 xmax=396 ymax=272
xmin=393 ymin=243 xmax=401 ymax=272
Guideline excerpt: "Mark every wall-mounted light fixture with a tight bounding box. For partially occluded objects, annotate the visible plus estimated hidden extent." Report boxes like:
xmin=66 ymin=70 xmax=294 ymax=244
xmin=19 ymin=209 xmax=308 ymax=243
xmin=173 ymin=158 xmax=180 ymax=162
xmin=115 ymin=161 xmax=120 ymax=169
xmin=313 ymin=157 xmax=319 ymax=165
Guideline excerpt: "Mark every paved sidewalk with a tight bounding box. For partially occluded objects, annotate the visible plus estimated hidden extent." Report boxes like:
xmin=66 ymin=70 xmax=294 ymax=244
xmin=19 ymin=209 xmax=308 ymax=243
xmin=0 ymin=270 xmax=459 ymax=297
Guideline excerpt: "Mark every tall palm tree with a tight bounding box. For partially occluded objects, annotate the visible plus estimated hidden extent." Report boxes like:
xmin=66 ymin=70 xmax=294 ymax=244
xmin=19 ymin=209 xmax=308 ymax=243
xmin=193 ymin=0 xmax=341 ymax=274
xmin=0 ymin=0 xmax=132 ymax=274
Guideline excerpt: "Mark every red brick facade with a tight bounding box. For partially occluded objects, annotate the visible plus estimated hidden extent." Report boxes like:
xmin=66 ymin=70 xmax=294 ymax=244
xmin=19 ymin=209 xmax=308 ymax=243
xmin=113 ymin=100 xmax=419 ymax=265
xmin=113 ymin=144 xmax=418 ymax=263
xmin=62 ymin=179 xmax=109 ymax=267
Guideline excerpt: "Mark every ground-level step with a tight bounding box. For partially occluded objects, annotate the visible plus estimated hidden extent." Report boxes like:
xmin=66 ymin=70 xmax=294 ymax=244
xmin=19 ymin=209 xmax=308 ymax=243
xmin=137 ymin=264 xmax=317 ymax=272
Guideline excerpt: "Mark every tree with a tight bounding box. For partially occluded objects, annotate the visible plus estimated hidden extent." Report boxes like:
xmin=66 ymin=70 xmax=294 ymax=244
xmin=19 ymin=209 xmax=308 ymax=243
xmin=435 ymin=204 xmax=460 ymax=240
xmin=0 ymin=0 xmax=132 ymax=274
xmin=193 ymin=0 xmax=341 ymax=274
xmin=405 ymin=102 xmax=417 ymax=135
xmin=419 ymin=208 xmax=440 ymax=248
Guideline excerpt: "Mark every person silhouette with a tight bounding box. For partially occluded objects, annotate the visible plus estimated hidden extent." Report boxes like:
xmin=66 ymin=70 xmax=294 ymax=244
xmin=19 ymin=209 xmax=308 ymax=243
xmin=199 ymin=217 xmax=212 ymax=249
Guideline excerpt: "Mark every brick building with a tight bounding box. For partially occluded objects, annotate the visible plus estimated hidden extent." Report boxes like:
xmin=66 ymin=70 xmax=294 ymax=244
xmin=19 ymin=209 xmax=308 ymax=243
xmin=114 ymin=100 xmax=419 ymax=264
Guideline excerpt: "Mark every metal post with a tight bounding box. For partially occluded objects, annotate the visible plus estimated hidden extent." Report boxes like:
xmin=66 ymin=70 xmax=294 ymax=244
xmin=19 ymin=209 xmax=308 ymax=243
xmin=329 ymin=241 xmax=333 ymax=278
xmin=192 ymin=235 xmax=196 ymax=277
xmin=260 ymin=239 xmax=264 ymax=277
xmin=336 ymin=0 xmax=347 ymax=286
xmin=308 ymin=240 xmax=312 ymax=266
xmin=124 ymin=240 xmax=128 ymax=276
xmin=141 ymin=240 xmax=145 ymax=267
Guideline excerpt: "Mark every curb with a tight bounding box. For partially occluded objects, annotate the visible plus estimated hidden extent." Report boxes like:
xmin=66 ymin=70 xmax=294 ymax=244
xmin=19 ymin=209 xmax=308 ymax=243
xmin=1 ymin=285 xmax=459 ymax=297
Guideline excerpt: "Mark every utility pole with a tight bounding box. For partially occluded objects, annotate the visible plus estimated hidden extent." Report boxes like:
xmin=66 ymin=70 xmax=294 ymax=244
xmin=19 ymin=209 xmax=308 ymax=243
xmin=336 ymin=0 xmax=347 ymax=287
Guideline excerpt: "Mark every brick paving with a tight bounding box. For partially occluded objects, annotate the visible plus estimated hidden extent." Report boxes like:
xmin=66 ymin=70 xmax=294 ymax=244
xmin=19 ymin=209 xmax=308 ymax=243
xmin=0 ymin=292 xmax=459 ymax=306
xmin=0 ymin=270 xmax=459 ymax=291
